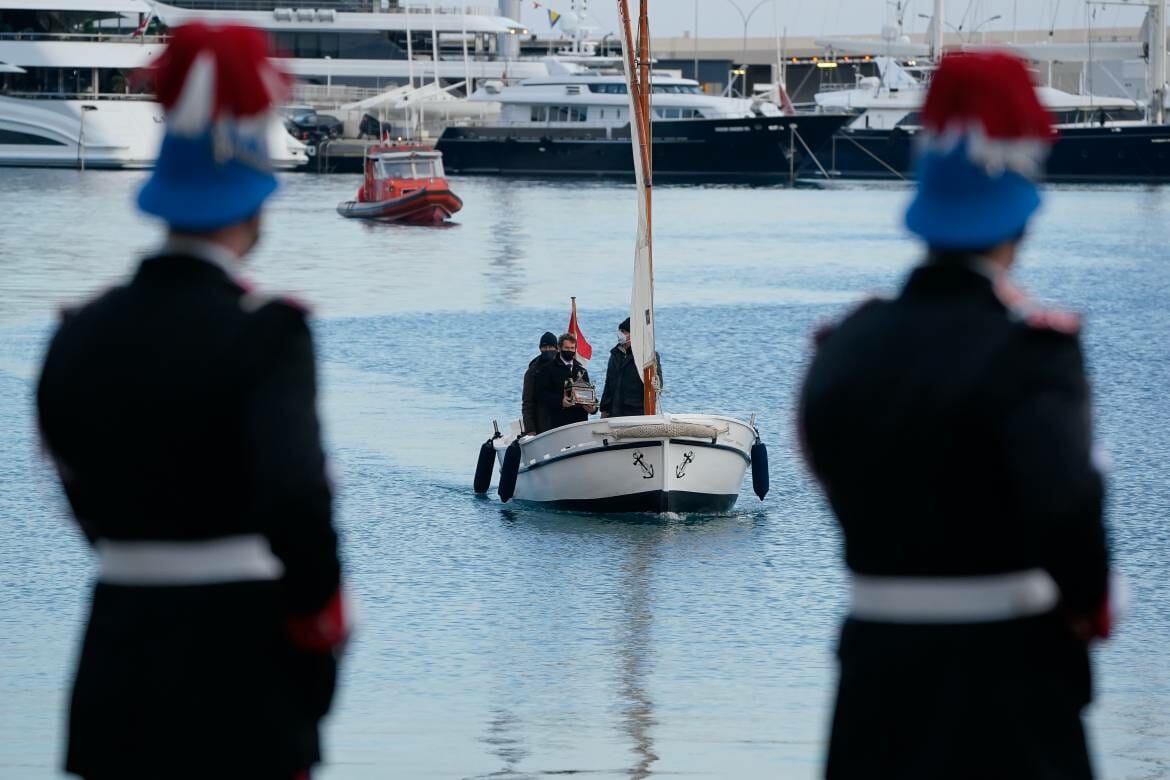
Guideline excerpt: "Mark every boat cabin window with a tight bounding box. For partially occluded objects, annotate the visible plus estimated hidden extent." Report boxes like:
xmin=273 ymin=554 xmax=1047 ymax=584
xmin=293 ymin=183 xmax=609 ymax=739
xmin=530 ymin=105 xmax=587 ymax=122
xmin=654 ymin=108 xmax=703 ymax=119
xmin=375 ymin=157 xmax=444 ymax=179
xmin=588 ymin=83 xmax=700 ymax=95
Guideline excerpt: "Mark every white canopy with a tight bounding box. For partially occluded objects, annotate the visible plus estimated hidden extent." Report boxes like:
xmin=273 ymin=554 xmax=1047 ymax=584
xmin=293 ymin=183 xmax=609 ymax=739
xmin=338 ymin=84 xmax=418 ymax=113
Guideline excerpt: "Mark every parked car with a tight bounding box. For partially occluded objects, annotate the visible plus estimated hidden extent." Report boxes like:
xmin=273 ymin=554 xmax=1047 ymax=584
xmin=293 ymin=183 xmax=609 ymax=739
xmin=284 ymin=110 xmax=344 ymax=144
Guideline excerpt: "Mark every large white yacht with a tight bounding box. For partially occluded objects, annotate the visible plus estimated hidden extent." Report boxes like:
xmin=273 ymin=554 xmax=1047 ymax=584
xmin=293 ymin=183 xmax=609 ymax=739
xmin=0 ymin=0 xmax=170 ymax=167
xmin=435 ymin=63 xmax=851 ymax=181
xmin=0 ymin=0 xmax=534 ymax=168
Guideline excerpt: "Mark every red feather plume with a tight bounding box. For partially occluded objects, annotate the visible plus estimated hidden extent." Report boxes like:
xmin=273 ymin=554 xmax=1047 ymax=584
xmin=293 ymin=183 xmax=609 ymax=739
xmin=141 ymin=22 xmax=289 ymax=119
xmin=921 ymin=51 xmax=1055 ymax=141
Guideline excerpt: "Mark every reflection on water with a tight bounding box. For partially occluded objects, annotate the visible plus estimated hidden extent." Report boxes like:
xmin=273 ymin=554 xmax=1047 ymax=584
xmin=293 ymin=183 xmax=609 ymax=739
xmin=617 ymin=531 xmax=658 ymax=780
xmin=478 ymin=709 xmax=533 ymax=780
xmin=482 ymin=179 xmax=528 ymax=306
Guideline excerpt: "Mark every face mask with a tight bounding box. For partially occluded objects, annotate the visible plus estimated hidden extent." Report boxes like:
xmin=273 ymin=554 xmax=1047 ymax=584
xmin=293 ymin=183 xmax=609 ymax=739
xmin=560 ymin=350 xmax=575 ymax=362
xmin=619 ymin=332 xmax=630 ymax=346
xmin=539 ymin=350 xmax=555 ymax=362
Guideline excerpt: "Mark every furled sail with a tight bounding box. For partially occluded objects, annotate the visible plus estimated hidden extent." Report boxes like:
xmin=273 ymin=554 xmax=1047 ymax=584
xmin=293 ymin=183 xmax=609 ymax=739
xmin=617 ymin=0 xmax=658 ymax=413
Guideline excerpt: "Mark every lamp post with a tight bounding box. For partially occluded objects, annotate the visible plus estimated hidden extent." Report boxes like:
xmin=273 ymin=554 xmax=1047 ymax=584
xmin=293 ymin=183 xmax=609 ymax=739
xmin=724 ymin=0 xmax=770 ymax=96
xmin=693 ymin=0 xmax=699 ymax=84
xmin=968 ymin=14 xmax=1002 ymax=42
xmin=917 ymin=12 xmax=1001 ymax=44
xmin=324 ymin=54 xmax=332 ymax=95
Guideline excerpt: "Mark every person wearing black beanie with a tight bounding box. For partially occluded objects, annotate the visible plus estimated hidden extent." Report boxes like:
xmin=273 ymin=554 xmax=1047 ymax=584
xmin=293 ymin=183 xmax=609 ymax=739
xmin=523 ymin=331 xmax=559 ymax=434
xmin=600 ymin=317 xmax=661 ymax=418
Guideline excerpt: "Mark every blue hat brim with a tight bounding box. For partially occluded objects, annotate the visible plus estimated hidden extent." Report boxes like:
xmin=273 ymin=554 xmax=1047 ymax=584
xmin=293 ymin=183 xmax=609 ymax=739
xmin=138 ymin=134 xmax=277 ymax=232
xmin=905 ymin=145 xmax=1041 ymax=250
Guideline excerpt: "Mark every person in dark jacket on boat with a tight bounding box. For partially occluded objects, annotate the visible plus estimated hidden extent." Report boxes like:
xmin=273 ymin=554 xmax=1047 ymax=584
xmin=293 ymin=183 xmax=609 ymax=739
xmin=798 ymin=52 xmax=1110 ymax=780
xmin=36 ymin=25 xmax=348 ymax=780
xmin=536 ymin=333 xmax=595 ymax=431
xmin=522 ymin=330 xmax=558 ymax=434
xmin=599 ymin=317 xmax=662 ymax=418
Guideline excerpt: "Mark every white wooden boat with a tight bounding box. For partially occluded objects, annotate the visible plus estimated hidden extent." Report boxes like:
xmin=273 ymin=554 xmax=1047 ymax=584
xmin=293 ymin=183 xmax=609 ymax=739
xmin=491 ymin=414 xmax=759 ymax=513
xmin=473 ymin=0 xmax=768 ymax=513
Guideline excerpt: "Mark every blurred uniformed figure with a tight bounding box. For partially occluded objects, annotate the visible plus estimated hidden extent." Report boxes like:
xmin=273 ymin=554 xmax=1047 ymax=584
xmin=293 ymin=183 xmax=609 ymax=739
xmin=799 ymin=52 xmax=1111 ymax=780
xmin=36 ymin=24 xmax=348 ymax=780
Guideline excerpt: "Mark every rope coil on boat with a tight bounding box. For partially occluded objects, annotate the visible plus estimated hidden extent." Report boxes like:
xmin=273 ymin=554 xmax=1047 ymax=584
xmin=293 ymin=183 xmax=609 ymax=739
xmin=601 ymin=422 xmax=725 ymax=440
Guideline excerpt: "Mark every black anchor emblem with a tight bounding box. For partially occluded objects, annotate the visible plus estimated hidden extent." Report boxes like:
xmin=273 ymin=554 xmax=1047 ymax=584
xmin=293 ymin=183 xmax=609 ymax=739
xmin=632 ymin=451 xmax=654 ymax=479
xmin=675 ymin=450 xmax=695 ymax=479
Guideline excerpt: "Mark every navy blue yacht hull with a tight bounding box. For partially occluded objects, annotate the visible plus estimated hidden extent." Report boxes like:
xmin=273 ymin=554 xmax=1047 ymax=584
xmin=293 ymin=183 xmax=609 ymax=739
xmin=436 ymin=114 xmax=851 ymax=183
xmin=803 ymin=123 xmax=1170 ymax=183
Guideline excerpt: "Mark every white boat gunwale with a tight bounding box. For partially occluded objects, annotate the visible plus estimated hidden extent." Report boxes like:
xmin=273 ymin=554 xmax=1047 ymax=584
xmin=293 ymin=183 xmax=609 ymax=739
xmin=509 ymin=434 xmax=752 ymax=475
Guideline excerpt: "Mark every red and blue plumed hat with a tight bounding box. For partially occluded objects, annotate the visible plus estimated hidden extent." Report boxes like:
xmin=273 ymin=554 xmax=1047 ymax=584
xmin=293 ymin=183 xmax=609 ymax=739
xmin=137 ymin=23 xmax=290 ymax=231
xmin=905 ymin=51 xmax=1056 ymax=250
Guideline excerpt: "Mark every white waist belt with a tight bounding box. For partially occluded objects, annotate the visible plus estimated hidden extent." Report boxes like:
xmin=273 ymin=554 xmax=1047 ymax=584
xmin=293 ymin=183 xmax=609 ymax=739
xmin=97 ymin=534 xmax=285 ymax=586
xmin=850 ymin=568 xmax=1060 ymax=623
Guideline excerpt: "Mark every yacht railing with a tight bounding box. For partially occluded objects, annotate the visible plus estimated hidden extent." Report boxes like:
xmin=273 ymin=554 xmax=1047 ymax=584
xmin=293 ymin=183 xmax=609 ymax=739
xmin=1 ymin=90 xmax=154 ymax=100
xmin=817 ymin=82 xmax=863 ymax=93
xmin=0 ymin=32 xmax=169 ymax=44
xmin=149 ymin=0 xmax=500 ymax=13
xmin=293 ymin=84 xmax=383 ymax=104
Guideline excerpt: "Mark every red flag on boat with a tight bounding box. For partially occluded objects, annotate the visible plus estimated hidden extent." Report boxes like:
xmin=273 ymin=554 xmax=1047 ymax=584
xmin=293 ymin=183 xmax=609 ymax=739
xmin=130 ymin=9 xmax=154 ymax=37
xmin=567 ymin=297 xmax=592 ymax=363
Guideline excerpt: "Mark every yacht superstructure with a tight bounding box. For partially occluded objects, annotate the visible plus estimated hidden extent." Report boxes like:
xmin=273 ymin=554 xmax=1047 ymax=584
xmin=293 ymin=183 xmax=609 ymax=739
xmin=152 ymin=0 xmax=544 ymax=90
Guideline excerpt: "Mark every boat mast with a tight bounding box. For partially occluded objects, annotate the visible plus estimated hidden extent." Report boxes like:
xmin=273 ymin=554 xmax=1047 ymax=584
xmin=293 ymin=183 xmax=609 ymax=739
xmin=617 ymin=0 xmax=658 ymax=415
xmin=430 ymin=0 xmax=441 ymax=93
xmin=404 ymin=4 xmax=415 ymax=89
xmin=1154 ymin=0 xmax=1168 ymax=124
xmin=930 ymin=0 xmax=944 ymax=62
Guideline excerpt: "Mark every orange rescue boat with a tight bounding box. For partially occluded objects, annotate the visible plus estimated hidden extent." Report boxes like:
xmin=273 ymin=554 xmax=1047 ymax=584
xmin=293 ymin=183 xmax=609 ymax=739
xmin=337 ymin=145 xmax=463 ymax=225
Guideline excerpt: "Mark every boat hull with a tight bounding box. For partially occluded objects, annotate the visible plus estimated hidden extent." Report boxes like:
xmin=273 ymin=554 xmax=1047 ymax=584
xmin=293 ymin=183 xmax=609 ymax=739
xmin=437 ymin=114 xmax=851 ymax=183
xmin=0 ymin=96 xmax=307 ymax=170
xmin=493 ymin=415 xmax=755 ymax=514
xmin=337 ymin=189 xmax=462 ymax=224
xmin=805 ymin=123 xmax=1170 ymax=183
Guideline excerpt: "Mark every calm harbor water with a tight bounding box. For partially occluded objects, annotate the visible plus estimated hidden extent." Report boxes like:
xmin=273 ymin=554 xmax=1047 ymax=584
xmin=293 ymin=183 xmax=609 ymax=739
xmin=0 ymin=169 xmax=1168 ymax=779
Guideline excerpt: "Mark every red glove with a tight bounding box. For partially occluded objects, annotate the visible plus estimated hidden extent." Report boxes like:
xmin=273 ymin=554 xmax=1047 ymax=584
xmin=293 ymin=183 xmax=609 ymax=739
xmin=287 ymin=587 xmax=350 ymax=652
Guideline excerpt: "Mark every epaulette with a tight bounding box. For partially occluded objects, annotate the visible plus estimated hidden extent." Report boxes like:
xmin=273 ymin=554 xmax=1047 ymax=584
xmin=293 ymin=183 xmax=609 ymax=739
xmin=1022 ymin=307 xmax=1081 ymax=336
xmin=240 ymin=291 xmax=313 ymax=315
xmin=56 ymin=284 xmax=118 ymax=323
xmin=812 ymin=296 xmax=887 ymax=347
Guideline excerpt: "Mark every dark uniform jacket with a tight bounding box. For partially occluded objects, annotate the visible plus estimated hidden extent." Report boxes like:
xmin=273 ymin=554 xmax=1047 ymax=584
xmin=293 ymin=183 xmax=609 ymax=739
xmin=599 ymin=343 xmax=662 ymax=417
xmin=799 ymin=260 xmax=1108 ymax=780
xmin=37 ymin=246 xmax=341 ymax=779
xmin=522 ymin=352 xmax=552 ymax=434
xmin=536 ymin=357 xmax=592 ymax=431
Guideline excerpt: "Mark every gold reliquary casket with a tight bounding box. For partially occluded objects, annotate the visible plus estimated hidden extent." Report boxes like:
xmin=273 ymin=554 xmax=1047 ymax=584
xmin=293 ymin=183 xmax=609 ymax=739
xmin=565 ymin=377 xmax=597 ymax=406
